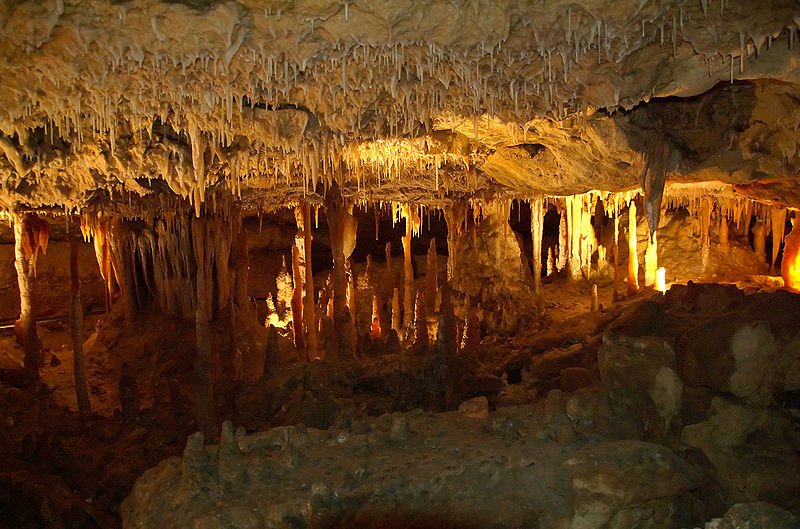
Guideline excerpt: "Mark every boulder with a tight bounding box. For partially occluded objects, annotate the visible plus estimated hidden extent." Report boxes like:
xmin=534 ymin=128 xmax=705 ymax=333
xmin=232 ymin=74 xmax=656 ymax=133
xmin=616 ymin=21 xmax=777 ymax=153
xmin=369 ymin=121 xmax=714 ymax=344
xmin=699 ymin=502 xmax=799 ymax=529
xmin=598 ymin=332 xmax=683 ymax=439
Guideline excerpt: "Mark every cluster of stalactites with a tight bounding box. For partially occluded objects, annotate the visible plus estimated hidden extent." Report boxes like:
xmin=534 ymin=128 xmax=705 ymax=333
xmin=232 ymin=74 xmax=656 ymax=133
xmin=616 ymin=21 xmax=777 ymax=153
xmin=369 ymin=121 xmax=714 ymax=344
xmin=79 ymin=197 xmax=246 ymax=321
xmin=5 ymin=1 xmax=797 ymax=211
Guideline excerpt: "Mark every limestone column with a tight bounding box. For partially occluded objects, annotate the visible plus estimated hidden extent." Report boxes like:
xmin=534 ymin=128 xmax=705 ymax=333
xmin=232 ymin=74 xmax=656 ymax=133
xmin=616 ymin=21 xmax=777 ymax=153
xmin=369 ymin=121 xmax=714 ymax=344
xmin=402 ymin=206 xmax=414 ymax=329
xmin=627 ymin=201 xmax=639 ymax=293
xmin=290 ymin=244 xmax=304 ymax=350
xmin=301 ymin=203 xmax=318 ymax=360
xmin=70 ymin=236 xmax=90 ymax=416
xmin=530 ymin=196 xmax=544 ymax=302
xmin=14 ymin=214 xmax=41 ymax=380
xmin=192 ymin=218 xmax=216 ymax=441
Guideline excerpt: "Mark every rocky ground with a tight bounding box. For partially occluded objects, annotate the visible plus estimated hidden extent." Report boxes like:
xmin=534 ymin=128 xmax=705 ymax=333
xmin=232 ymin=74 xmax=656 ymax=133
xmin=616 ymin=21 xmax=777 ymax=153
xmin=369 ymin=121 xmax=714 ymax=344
xmin=122 ymin=283 xmax=800 ymax=529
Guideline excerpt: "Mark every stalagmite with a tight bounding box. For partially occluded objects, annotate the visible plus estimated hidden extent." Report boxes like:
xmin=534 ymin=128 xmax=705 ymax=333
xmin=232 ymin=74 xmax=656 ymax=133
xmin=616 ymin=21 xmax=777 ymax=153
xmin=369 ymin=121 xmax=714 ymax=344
xmin=275 ymin=256 xmax=293 ymax=323
xmin=370 ymin=295 xmax=381 ymax=339
xmin=656 ymin=267 xmax=667 ymax=293
xmin=302 ymin=203 xmax=318 ymax=360
xmin=591 ymin=283 xmax=599 ymax=312
xmin=627 ymin=201 xmax=639 ymax=293
xmin=439 ymin=283 xmax=459 ymax=410
xmin=14 ymin=214 xmax=43 ymax=380
xmin=530 ymin=196 xmax=544 ymax=303
xmin=70 ymin=236 xmax=90 ymax=416
xmin=781 ymin=217 xmax=800 ymax=290
xmin=264 ymin=325 xmax=279 ymax=374
xmin=770 ymin=207 xmax=787 ymax=273
xmin=291 ymin=244 xmax=304 ymax=350
xmin=426 ymin=238 xmax=438 ymax=312
xmin=391 ymin=287 xmax=401 ymax=333
xmin=644 ymin=232 xmax=658 ymax=288
xmin=413 ymin=290 xmax=428 ymax=348
xmin=753 ymin=219 xmax=767 ymax=263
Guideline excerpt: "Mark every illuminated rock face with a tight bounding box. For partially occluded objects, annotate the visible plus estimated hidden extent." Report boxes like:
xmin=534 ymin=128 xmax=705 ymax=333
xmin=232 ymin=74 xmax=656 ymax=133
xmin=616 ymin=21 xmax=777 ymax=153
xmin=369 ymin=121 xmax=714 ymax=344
xmin=0 ymin=2 xmax=799 ymax=211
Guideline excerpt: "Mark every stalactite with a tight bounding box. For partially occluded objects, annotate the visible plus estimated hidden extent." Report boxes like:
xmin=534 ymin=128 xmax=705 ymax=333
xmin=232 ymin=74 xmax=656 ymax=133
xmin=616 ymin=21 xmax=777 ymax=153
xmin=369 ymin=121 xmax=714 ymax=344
xmin=443 ymin=203 xmax=465 ymax=282
xmin=700 ymin=197 xmax=712 ymax=271
xmin=290 ymin=244 xmax=304 ymax=350
xmin=644 ymin=232 xmax=658 ymax=288
xmin=107 ymin=219 xmax=138 ymax=321
xmin=302 ymin=203 xmax=318 ymax=360
xmin=425 ymin=238 xmax=438 ymax=312
xmin=719 ymin=215 xmax=730 ymax=253
xmin=70 ymin=235 xmax=90 ymax=416
xmin=14 ymin=214 xmax=41 ymax=380
xmin=530 ymin=196 xmax=544 ymax=306
xmin=627 ymin=201 xmax=639 ymax=293
xmin=770 ymin=206 xmax=787 ymax=273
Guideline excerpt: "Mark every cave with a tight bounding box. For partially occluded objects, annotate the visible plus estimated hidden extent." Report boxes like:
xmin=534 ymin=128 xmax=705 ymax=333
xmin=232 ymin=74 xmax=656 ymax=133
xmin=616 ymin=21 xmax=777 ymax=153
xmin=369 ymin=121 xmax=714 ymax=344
xmin=1 ymin=2 xmax=800 ymax=529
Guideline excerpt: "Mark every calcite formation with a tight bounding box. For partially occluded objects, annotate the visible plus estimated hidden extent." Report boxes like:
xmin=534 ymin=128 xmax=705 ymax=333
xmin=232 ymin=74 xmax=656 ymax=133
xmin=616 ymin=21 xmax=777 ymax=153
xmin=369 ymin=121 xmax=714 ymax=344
xmin=0 ymin=1 xmax=799 ymax=211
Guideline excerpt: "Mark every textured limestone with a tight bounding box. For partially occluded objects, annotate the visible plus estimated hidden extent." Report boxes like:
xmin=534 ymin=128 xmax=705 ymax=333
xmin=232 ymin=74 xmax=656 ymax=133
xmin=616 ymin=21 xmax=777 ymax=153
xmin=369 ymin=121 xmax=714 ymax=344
xmin=1 ymin=2 xmax=800 ymax=211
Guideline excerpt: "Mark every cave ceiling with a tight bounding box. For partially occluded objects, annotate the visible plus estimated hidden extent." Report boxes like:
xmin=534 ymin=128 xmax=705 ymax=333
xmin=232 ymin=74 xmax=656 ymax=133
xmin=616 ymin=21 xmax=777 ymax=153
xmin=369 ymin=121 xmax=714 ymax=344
xmin=0 ymin=0 xmax=799 ymax=214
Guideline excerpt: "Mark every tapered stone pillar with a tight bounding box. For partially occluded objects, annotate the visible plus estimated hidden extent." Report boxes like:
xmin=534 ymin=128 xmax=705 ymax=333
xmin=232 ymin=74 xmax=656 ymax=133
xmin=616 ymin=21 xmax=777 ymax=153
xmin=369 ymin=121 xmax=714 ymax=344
xmin=70 ymin=236 xmax=90 ymax=416
xmin=14 ymin=214 xmax=42 ymax=380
